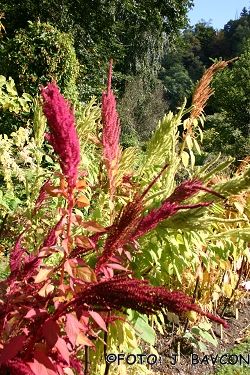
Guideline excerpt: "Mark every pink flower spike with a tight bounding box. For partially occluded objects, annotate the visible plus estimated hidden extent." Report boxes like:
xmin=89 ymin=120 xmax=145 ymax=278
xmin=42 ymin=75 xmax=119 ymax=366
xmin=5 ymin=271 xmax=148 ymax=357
xmin=41 ymin=82 xmax=80 ymax=188
xmin=101 ymin=60 xmax=121 ymax=198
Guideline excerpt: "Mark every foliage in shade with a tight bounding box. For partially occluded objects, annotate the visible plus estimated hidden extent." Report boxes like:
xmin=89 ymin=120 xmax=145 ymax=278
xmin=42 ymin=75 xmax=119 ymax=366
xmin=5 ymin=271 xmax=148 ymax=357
xmin=0 ymin=357 xmax=35 ymax=375
xmin=0 ymin=1 xmax=193 ymax=103
xmin=0 ymin=22 xmax=79 ymax=101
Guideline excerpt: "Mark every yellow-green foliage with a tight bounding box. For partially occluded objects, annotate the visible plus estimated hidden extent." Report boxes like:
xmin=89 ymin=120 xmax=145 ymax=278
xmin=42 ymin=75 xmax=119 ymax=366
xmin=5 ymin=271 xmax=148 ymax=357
xmin=0 ymin=127 xmax=37 ymax=190
xmin=76 ymin=96 xmax=101 ymax=149
xmin=33 ymin=96 xmax=46 ymax=148
xmin=141 ymin=107 xmax=181 ymax=170
xmin=75 ymin=97 xmax=102 ymax=186
xmin=32 ymin=96 xmax=47 ymax=165
xmin=117 ymin=146 xmax=138 ymax=183
xmin=138 ymin=106 xmax=182 ymax=203
xmin=0 ymin=75 xmax=32 ymax=113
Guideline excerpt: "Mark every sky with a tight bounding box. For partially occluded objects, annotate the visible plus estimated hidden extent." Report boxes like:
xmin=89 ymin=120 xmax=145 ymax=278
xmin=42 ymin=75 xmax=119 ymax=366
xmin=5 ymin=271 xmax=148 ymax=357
xmin=188 ymin=0 xmax=250 ymax=30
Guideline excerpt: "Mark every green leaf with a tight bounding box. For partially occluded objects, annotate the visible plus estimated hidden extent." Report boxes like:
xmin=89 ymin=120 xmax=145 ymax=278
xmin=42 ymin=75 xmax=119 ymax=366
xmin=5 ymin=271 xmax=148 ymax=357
xmin=22 ymin=93 xmax=33 ymax=101
xmin=181 ymin=151 xmax=189 ymax=168
xmin=45 ymin=155 xmax=54 ymax=164
xmin=0 ymin=199 xmax=10 ymax=210
xmin=198 ymin=322 xmax=211 ymax=331
xmin=173 ymin=263 xmax=182 ymax=283
xmin=189 ymin=149 xmax=195 ymax=169
xmin=197 ymin=341 xmax=207 ymax=352
xmin=6 ymin=78 xmax=17 ymax=96
xmin=191 ymin=326 xmax=201 ymax=335
xmin=154 ymin=316 xmax=164 ymax=335
xmin=131 ymin=313 xmax=155 ymax=345
xmin=193 ymin=137 xmax=201 ymax=155
xmin=183 ymin=332 xmax=193 ymax=340
xmin=186 ymin=134 xmax=193 ymax=150
xmin=0 ymin=75 xmax=6 ymax=87
xmin=199 ymin=330 xmax=217 ymax=347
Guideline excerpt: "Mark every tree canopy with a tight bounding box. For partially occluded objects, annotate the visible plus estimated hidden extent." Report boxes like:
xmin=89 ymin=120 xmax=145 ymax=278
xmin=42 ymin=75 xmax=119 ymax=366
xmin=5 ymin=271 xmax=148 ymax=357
xmin=0 ymin=21 xmax=79 ymax=100
xmin=1 ymin=0 xmax=194 ymax=99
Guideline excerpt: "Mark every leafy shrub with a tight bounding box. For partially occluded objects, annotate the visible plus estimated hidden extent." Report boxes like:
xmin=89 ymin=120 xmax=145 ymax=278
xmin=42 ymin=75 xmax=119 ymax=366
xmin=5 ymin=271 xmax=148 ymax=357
xmin=210 ymin=336 xmax=250 ymax=375
xmin=0 ymin=75 xmax=32 ymax=135
xmin=0 ymin=21 xmax=79 ymax=102
xmin=202 ymin=113 xmax=250 ymax=162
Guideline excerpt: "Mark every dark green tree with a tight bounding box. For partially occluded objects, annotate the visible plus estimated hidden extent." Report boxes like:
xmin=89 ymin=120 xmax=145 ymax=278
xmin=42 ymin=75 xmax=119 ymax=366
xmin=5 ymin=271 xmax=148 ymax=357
xmin=202 ymin=113 xmax=250 ymax=161
xmin=158 ymin=28 xmax=204 ymax=112
xmin=210 ymin=42 xmax=250 ymax=138
xmin=118 ymin=78 xmax=168 ymax=145
xmin=193 ymin=21 xmax=217 ymax=66
xmin=0 ymin=0 xmax=194 ymax=100
xmin=160 ymin=64 xmax=194 ymax=111
xmin=223 ymin=8 xmax=250 ymax=57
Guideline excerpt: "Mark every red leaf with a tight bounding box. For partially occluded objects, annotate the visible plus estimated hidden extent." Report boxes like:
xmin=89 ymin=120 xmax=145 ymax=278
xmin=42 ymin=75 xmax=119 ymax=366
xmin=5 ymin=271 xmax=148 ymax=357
xmin=75 ymin=267 xmax=97 ymax=283
xmin=88 ymin=237 xmax=98 ymax=251
xmin=34 ymin=266 xmax=54 ymax=283
xmin=64 ymin=259 xmax=74 ymax=277
xmin=55 ymin=363 xmax=64 ymax=375
xmin=38 ymin=282 xmax=55 ymax=297
xmin=28 ymin=351 xmax=57 ymax=375
xmin=89 ymin=311 xmax=107 ymax=332
xmin=0 ymin=335 xmax=26 ymax=364
xmin=102 ymin=266 xmax=114 ymax=279
xmin=65 ymin=314 xmax=83 ymax=346
xmin=82 ymin=220 xmax=106 ymax=232
xmin=76 ymin=179 xmax=86 ymax=190
xmin=74 ymin=235 xmax=93 ymax=248
xmin=43 ymin=186 xmax=66 ymax=198
xmin=70 ymin=214 xmax=82 ymax=226
xmin=81 ymin=311 xmax=89 ymax=327
xmin=76 ymin=195 xmax=90 ymax=208
xmin=55 ymin=337 xmax=70 ymax=364
xmin=24 ymin=308 xmax=49 ymax=319
xmin=76 ymin=332 xmax=93 ymax=347
xmin=106 ymin=263 xmax=128 ymax=271
xmin=124 ymin=250 xmax=132 ymax=261
xmin=64 ymin=368 xmax=75 ymax=375
xmin=28 ymin=359 xmax=48 ymax=375
xmin=43 ymin=319 xmax=60 ymax=348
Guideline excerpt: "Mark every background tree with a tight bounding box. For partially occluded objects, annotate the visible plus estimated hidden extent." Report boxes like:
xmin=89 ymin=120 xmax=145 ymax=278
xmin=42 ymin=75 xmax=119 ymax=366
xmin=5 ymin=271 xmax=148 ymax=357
xmin=202 ymin=113 xmax=250 ymax=161
xmin=210 ymin=41 xmax=250 ymax=138
xmin=159 ymin=28 xmax=204 ymax=112
xmin=0 ymin=0 xmax=194 ymax=100
xmin=118 ymin=78 xmax=168 ymax=145
xmin=193 ymin=21 xmax=217 ymax=66
xmin=223 ymin=10 xmax=250 ymax=57
xmin=0 ymin=21 xmax=79 ymax=101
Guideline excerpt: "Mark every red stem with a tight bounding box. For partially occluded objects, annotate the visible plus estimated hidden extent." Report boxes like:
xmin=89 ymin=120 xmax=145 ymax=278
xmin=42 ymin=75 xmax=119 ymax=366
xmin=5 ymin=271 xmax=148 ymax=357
xmin=60 ymin=186 xmax=74 ymax=285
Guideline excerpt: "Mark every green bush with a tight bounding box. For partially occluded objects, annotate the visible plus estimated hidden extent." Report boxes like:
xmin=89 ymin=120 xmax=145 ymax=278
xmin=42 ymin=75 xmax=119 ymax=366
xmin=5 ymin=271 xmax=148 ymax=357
xmin=209 ymin=337 xmax=250 ymax=375
xmin=0 ymin=21 xmax=79 ymax=102
xmin=202 ymin=113 xmax=250 ymax=162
